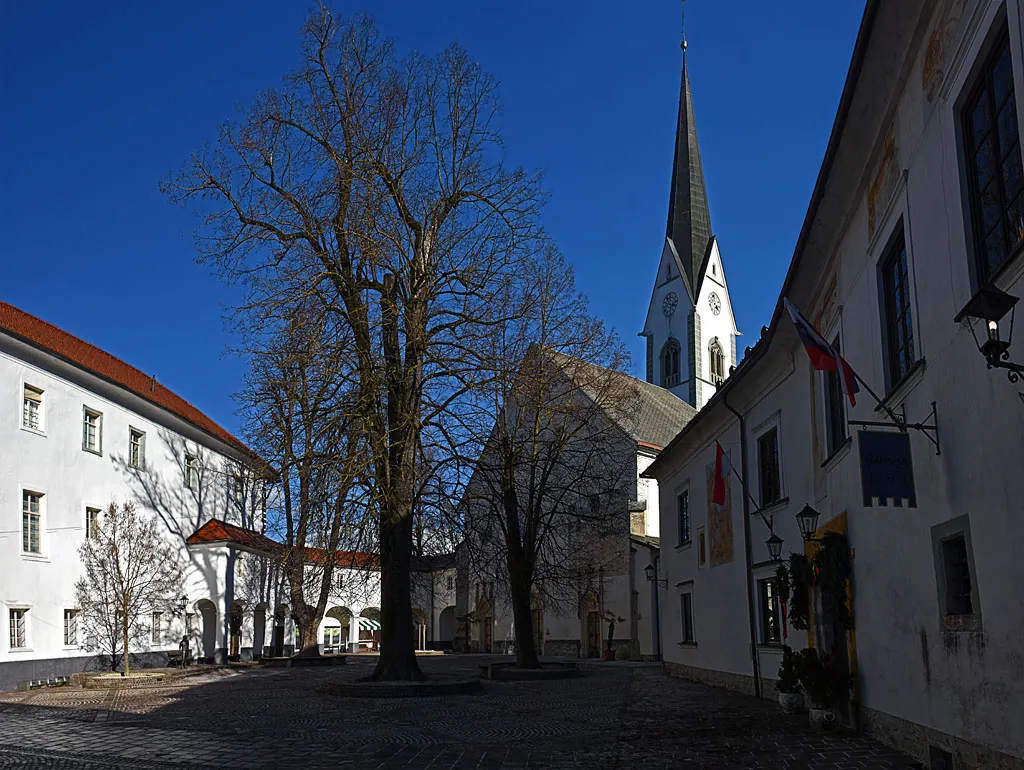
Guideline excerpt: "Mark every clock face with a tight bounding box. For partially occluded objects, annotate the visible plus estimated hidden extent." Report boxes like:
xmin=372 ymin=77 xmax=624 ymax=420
xmin=709 ymin=292 xmax=722 ymax=315
xmin=662 ymin=292 xmax=679 ymax=317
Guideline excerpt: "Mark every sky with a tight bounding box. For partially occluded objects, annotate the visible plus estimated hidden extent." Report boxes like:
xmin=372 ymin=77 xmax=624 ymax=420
xmin=1 ymin=1 xmax=865 ymax=438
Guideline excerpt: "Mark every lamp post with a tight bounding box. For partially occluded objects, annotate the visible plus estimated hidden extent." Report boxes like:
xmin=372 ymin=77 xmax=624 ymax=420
xmin=644 ymin=561 xmax=668 ymax=588
xmin=955 ymin=286 xmax=1024 ymax=383
xmin=765 ymin=532 xmax=784 ymax=562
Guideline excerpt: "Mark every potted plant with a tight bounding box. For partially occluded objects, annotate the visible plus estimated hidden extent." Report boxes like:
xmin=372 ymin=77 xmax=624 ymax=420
xmin=795 ymin=649 xmax=852 ymax=730
xmin=775 ymin=646 xmax=804 ymax=713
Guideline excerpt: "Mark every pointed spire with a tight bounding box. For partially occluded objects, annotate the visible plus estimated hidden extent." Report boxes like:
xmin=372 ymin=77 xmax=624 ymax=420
xmin=665 ymin=46 xmax=713 ymax=299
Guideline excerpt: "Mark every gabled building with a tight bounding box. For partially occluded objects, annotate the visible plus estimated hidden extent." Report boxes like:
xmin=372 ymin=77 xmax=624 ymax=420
xmin=644 ymin=2 xmax=1024 ymax=767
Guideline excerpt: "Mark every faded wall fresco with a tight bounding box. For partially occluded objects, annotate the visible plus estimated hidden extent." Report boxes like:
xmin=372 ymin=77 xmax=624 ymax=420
xmin=705 ymin=460 xmax=734 ymax=567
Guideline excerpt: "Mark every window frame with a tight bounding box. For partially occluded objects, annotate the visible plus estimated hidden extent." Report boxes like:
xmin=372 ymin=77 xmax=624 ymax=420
xmin=85 ymin=506 xmax=102 ymax=540
xmin=22 ymin=490 xmax=43 ymax=555
xmin=661 ymin=338 xmax=682 ymax=388
xmin=676 ymin=486 xmax=691 ymax=546
xmin=708 ymin=338 xmax=725 ymax=386
xmin=151 ymin=611 xmax=163 ymax=644
xmin=823 ymin=333 xmax=849 ymax=456
xmin=82 ymin=406 xmax=103 ymax=455
xmin=184 ymin=455 xmax=199 ymax=490
xmin=879 ymin=226 xmax=917 ymax=390
xmin=21 ymin=383 xmax=44 ymax=434
xmin=128 ymin=427 xmax=146 ymax=470
xmin=931 ymin=515 xmax=982 ymax=632
xmin=9 ymin=607 xmax=29 ymax=650
xmin=757 ymin=577 xmax=783 ymax=644
xmin=64 ymin=609 xmax=79 ymax=647
xmin=756 ymin=424 xmax=783 ymax=507
xmin=679 ymin=591 xmax=695 ymax=644
xmin=961 ymin=26 xmax=1024 ymax=285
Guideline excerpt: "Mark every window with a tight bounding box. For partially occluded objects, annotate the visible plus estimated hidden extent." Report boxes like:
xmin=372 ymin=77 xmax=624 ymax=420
xmin=446 ymin=575 xmax=454 ymax=592
xmin=129 ymin=428 xmax=145 ymax=469
xmin=9 ymin=609 xmax=27 ymax=649
xmin=64 ymin=610 xmax=78 ymax=646
xmin=708 ymin=338 xmax=725 ymax=386
xmin=932 ymin=516 xmax=980 ymax=631
xmin=185 ymin=455 xmax=199 ymax=490
xmin=757 ymin=428 xmax=782 ymax=506
xmin=676 ymin=489 xmax=690 ymax=545
xmin=85 ymin=507 xmax=101 ymax=540
xmin=697 ymin=528 xmax=706 ymax=567
xmin=963 ymin=30 xmax=1024 ymax=282
xmin=151 ymin=612 xmax=163 ymax=644
xmin=880 ymin=230 xmax=916 ymax=387
xmin=758 ymin=578 xmax=782 ymax=644
xmin=83 ymin=408 xmax=102 ymax=453
xmin=661 ymin=338 xmax=681 ymax=387
xmin=680 ymin=593 xmax=694 ymax=643
xmin=824 ymin=335 xmax=848 ymax=455
xmin=22 ymin=385 xmax=43 ymax=431
xmin=233 ymin=475 xmax=245 ymax=503
xmin=941 ymin=536 xmax=973 ymax=617
xmin=22 ymin=491 xmax=42 ymax=554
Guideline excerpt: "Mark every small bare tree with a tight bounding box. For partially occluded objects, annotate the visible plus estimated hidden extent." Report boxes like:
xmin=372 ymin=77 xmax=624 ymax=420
xmin=75 ymin=501 xmax=184 ymax=675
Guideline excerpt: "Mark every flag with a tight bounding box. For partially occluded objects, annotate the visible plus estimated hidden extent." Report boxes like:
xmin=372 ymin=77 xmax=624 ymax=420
xmin=783 ymin=297 xmax=860 ymax=407
xmin=711 ymin=440 xmax=734 ymax=506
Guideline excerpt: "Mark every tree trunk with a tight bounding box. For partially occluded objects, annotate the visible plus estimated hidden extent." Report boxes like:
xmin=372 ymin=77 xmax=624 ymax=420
xmin=294 ymin=615 xmax=322 ymax=658
xmin=508 ymin=553 xmax=540 ymax=669
xmin=122 ymin=602 xmax=130 ymax=677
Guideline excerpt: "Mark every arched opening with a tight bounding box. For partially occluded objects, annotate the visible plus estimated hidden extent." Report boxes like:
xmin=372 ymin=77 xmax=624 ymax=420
xmin=252 ymin=603 xmax=269 ymax=660
xmin=412 ymin=608 xmax=428 ymax=651
xmin=709 ymin=338 xmax=725 ymax=386
xmin=323 ymin=606 xmax=353 ymax=654
xmin=272 ymin=604 xmax=289 ymax=658
xmin=438 ymin=606 xmax=456 ymax=645
xmin=359 ymin=607 xmax=381 ymax=652
xmin=195 ymin=599 xmax=218 ymax=663
xmin=661 ymin=338 xmax=681 ymax=387
xmin=228 ymin=601 xmax=245 ymax=660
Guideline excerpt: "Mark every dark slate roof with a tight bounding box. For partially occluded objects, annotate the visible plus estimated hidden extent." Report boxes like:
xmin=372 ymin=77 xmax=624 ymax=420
xmin=666 ymin=56 xmax=713 ymax=299
xmin=412 ymin=552 xmax=456 ymax=572
xmin=549 ymin=352 xmax=696 ymax=450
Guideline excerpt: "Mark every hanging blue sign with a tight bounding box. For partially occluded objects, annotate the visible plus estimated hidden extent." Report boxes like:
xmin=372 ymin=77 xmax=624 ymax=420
xmin=858 ymin=430 xmax=916 ymax=507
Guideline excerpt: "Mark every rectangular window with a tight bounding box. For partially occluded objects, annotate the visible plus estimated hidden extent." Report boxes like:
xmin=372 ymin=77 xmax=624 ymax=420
xmin=85 ymin=507 xmax=101 ymax=540
xmin=757 ymin=428 xmax=782 ymax=506
xmin=129 ymin=428 xmax=145 ymax=469
xmin=758 ymin=578 xmax=782 ymax=643
xmin=151 ymin=612 xmax=163 ymax=644
xmin=680 ymin=593 xmax=694 ymax=643
xmin=22 ymin=385 xmax=43 ymax=431
xmin=185 ymin=455 xmax=199 ymax=490
xmin=963 ymin=30 xmax=1024 ymax=282
xmin=941 ymin=535 xmax=974 ymax=617
xmin=83 ymin=408 xmax=102 ymax=453
xmin=676 ymin=490 xmax=690 ymax=545
xmin=9 ymin=609 xmax=27 ymax=649
xmin=22 ymin=491 xmax=42 ymax=554
xmin=881 ymin=230 xmax=916 ymax=387
xmin=825 ymin=336 xmax=848 ymax=455
xmin=64 ymin=610 xmax=78 ymax=646
xmin=233 ymin=475 xmax=245 ymax=501
xmin=447 ymin=575 xmax=454 ymax=591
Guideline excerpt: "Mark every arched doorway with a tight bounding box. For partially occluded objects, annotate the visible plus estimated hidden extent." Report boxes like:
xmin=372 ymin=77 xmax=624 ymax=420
xmin=438 ymin=606 xmax=456 ymax=646
xmin=322 ymin=607 xmax=353 ymax=654
xmin=272 ymin=604 xmax=289 ymax=658
xmin=359 ymin=607 xmax=381 ymax=652
xmin=412 ymin=608 xmax=428 ymax=651
xmin=228 ymin=601 xmax=245 ymax=660
xmin=195 ymin=599 xmax=218 ymax=662
xmin=252 ymin=603 xmax=268 ymax=660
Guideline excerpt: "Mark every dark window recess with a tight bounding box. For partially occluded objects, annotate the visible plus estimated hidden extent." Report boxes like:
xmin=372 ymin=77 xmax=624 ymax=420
xmin=963 ymin=30 xmax=1024 ymax=282
xmin=677 ymin=491 xmax=691 ymax=545
xmin=758 ymin=428 xmax=782 ymax=506
xmin=881 ymin=231 xmax=916 ymax=387
xmin=825 ymin=335 xmax=848 ymax=455
xmin=942 ymin=535 xmax=974 ymax=616
xmin=662 ymin=339 xmax=681 ymax=387
xmin=758 ymin=578 xmax=782 ymax=643
xmin=680 ymin=593 xmax=694 ymax=642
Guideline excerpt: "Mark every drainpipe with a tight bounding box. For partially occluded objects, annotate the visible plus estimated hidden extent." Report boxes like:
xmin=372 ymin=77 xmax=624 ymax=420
xmin=723 ymin=391 xmax=761 ymax=699
xmin=652 ymin=552 xmax=663 ymax=661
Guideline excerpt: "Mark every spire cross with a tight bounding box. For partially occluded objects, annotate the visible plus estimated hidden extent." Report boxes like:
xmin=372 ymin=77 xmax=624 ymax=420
xmin=681 ymin=0 xmax=688 ymax=52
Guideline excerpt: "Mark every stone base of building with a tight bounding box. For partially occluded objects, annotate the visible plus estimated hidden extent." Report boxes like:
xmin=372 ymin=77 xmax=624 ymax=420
xmin=543 ymin=639 xmax=581 ymax=658
xmin=858 ymin=705 xmax=1024 ymax=770
xmin=0 ymin=652 xmax=169 ymax=693
xmin=663 ymin=659 xmax=777 ymax=698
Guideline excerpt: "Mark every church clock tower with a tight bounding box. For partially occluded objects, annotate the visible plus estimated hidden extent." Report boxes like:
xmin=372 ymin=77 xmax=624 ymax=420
xmin=640 ymin=37 xmax=739 ymax=410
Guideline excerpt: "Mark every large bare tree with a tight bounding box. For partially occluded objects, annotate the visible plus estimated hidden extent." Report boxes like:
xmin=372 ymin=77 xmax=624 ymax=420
xmin=75 ymin=501 xmax=184 ymax=675
xmin=460 ymin=247 xmax=640 ymax=668
xmin=164 ymin=8 xmax=543 ymax=679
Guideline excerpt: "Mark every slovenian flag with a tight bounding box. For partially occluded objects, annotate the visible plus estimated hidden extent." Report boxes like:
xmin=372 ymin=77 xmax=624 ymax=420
xmin=783 ymin=298 xmax=860 ymax=407
xmin=711 ymin=440 xmax=734 ymax=506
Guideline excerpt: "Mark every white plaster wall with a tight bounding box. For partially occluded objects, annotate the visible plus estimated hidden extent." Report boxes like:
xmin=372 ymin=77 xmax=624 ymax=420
xmin=693 ymin=240 xmax=740 ymax=410
xmin=637 ymin=453 xmax=660 ymax=538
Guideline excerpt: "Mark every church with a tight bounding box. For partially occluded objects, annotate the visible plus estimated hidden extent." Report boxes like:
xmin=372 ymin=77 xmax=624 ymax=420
xmin=640 ymin=43 xmax=740 ymax=410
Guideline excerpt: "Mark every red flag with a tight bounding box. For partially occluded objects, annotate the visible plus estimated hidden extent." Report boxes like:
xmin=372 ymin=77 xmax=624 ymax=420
xmin=783 ymin=298 xmax=860 ymax=407
xmin=711 ymin=441 xmax=733 ymax=506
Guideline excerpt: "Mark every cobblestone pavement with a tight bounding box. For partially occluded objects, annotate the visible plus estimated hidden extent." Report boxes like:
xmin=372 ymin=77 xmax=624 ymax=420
xmin=0 ymin=656 xmax=921 ymax=769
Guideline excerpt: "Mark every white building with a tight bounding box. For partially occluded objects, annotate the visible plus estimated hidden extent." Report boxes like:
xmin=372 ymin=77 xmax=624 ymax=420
xmin=644 ymin=2 xmax=1024 ymax=767
xmin=0 ymin=301 xmax=454 ymax=690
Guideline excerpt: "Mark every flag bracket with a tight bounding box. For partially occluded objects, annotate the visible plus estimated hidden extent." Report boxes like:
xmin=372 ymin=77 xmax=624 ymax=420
xmin=847 ymin=400 xmax=940 ymax=456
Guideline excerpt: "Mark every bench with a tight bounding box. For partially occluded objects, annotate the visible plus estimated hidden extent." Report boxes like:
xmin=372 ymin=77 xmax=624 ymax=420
xmin=167 ymin=650 xmax=189 ymax=667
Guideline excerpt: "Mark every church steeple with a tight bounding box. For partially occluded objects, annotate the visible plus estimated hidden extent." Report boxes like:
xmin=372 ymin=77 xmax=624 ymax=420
xmin=665 ymin=49 xmax=713 ymax=299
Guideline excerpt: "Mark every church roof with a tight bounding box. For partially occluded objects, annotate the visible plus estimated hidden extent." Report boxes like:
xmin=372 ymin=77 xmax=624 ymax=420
xmin=666 ymin=56 xmax=713 ymax=299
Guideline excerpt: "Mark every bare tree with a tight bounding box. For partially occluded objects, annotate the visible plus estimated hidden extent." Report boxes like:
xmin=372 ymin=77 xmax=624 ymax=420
xmin=460 ymin=247 xmax=640 ymax=668
xmin=164 ymin=8 xmax=543 ymax=680
xmin=75 ymin=501 xmax=184 ymax=675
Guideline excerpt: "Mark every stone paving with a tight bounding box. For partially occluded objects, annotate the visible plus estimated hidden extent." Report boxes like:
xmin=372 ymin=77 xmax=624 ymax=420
xmin=0 ymin=656 xmax=922 ymax=769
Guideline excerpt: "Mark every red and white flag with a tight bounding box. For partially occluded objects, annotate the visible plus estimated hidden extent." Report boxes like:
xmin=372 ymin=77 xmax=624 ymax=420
xmin=783 ymin=297 xmax=860 ymax=407
xmin=711 ymin=440 xmax=734 ymax=506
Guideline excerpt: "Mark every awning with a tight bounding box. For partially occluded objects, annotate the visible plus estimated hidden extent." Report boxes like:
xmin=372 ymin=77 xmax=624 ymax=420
xmin=358 ymin=618 xmax=381 ymax=631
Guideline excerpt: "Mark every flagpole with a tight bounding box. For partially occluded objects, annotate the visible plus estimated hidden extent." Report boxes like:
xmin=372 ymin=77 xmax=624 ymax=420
xmin=850 ymin=370 xmax=905 ymax=429
xmin=721 ymin=451 xmax=775 ymax=535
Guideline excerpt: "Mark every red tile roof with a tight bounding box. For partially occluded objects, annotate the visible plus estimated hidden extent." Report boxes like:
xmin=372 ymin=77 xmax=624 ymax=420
xmin=0 ymin=301 xmax=259 ymax=463
xmin=186 ymin=519 xmax=379 ymax=568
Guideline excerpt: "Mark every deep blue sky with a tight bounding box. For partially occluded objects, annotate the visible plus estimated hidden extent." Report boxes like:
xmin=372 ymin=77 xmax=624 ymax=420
xmin=1 ymin=1 xmax=864 ymax=437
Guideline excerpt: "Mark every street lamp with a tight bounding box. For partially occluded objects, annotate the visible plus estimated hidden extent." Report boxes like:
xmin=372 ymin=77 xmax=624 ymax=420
xmin=644 ymin=562 xmax=667 ymax=588
xmin=796 ymin=504 xmax=821 ymax=542
xmin=955 ymin=286 xmax=1023 ymax=383
xmin=765 ymin=532 xmax=784 ymax=562
xmin=177 ymin=595 xmax=189 ymax=615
